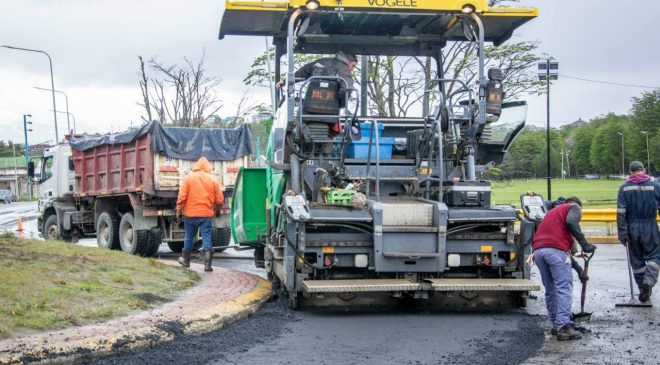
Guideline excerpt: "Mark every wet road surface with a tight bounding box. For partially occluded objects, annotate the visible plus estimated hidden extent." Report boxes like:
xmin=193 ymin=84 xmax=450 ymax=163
xmin=2 ymin=203 xmax=658 ymax=364
xmin=524 ymin=244 xmax=660 ymax=365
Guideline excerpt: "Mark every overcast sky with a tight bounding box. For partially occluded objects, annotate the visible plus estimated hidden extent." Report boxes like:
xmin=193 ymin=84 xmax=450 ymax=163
xmin=1 ymin=0 xmax=659 ymax=145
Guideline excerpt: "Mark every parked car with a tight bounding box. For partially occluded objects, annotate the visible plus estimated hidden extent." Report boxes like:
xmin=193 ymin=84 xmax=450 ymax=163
xmin=584 ymin=174 xmax=600 ymax=180
xmin=0 ymin=190 xmax=13 ymax=204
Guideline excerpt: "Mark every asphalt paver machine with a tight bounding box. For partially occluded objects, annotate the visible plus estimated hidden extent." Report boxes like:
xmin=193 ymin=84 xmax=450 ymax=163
xmin=221 ymin=0 xmax=540 ymax=308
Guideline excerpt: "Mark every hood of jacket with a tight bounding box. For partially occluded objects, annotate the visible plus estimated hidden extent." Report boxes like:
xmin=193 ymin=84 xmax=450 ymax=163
xmin=627 ymin=173 xmax=651 ymax=184
xmin=192 ymin=157 xmax=212 ymax=173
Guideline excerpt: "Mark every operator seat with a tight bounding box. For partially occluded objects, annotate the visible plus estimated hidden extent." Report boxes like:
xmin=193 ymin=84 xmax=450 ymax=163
xmin=302 ymin=78 xmax=341 ymax=124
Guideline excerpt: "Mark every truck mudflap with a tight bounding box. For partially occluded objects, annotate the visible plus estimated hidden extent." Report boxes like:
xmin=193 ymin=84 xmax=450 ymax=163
xmin=302 ymin=278 xmax=539 ymax=293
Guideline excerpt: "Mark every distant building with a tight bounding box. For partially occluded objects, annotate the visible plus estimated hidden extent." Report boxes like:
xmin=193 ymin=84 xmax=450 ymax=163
xmin=0 ymin=156 xmax=36 ymax=198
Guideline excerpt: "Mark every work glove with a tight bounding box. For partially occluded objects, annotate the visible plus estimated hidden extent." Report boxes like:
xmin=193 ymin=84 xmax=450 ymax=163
xmin=581 ymin=243 xmax=597 ymax=253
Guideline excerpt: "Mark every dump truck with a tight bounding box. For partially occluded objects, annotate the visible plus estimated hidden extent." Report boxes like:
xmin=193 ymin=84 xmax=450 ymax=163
xmin=33 ymin=122 xmax=251 ymax=256
xmin=221 ymin=0 xmax=541 ymax=308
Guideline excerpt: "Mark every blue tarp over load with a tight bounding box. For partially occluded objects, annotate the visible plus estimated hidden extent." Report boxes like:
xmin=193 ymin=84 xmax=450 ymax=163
xmin=69 ymin=122 xmax=252 ymax=161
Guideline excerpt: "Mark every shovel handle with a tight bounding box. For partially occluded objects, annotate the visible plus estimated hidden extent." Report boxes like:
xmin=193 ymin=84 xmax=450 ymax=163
xmin=579 ymin=250 xmax=594 ymax=313
xmin=623 ymin=241 xmax=636 ymax=299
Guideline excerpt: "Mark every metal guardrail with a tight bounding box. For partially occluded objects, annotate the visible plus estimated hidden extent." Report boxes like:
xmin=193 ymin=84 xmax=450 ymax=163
xmin=519 ymin=209 xmax=659 ymax=223
xmin=519 ymin=209 xmax=659 ymax=244
xmin=581 ymin=209 xmax=660 ymax=223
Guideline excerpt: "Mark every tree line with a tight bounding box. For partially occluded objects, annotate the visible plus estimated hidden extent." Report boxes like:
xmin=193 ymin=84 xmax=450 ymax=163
xmin=499 ymin=90 xmax=659 ymax=179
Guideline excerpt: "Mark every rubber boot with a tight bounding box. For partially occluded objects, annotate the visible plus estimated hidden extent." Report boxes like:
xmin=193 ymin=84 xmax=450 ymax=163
xmin=204 ymin=250 xmax=214 ymax=272
xmin=557 ymin=324 xmax=582 ymax=341
xmin=639 ymin=283 xmax=652 ymax=302
xmin=178 ymin=251 xmax=191 ymax=268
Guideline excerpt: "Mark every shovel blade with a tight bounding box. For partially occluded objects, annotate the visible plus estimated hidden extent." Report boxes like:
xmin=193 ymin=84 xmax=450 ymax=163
xmin=572 ymin=312 xmax=592 ymax=322
xmin=615 ymin=299 xmax=653 ymax=308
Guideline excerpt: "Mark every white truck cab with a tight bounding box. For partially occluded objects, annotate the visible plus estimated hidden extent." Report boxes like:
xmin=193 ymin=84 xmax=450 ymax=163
xmin=35 ymin=144 xmax=76 ymax=238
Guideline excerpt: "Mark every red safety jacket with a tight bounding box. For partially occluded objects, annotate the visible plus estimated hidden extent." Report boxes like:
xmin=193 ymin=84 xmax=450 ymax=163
xmin=532 ymin=203 xmax=574 ymax=252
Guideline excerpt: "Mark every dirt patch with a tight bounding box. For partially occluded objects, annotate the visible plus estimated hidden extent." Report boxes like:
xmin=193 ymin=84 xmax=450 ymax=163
xmin=131 ymin=293 xmax=168 ymax=305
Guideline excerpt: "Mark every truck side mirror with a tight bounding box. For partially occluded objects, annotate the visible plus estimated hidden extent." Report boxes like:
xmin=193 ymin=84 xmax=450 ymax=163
xmin=27 ymin=161 xmax=35 ymax=179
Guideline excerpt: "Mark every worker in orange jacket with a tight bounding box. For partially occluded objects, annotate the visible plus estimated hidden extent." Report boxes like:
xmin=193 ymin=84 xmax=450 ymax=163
xmin=176 ymin=157 xmax=224 ymax=271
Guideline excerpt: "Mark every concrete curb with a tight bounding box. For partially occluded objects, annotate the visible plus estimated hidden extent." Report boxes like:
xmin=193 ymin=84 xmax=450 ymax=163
xmin=0 ymin=265 xmax=272 ymax=365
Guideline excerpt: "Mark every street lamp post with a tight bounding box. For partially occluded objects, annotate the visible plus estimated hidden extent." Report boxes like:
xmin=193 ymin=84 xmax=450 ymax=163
xmin=617 ymin=132 xmax=625 ymax=177
xmin=12 ymin=144 xmax=19 ymax=198
xmin=35 ymin=87 xmax=72 ymax=133
xmin=49 ymin=110 xmax=76 ymax=135
xmin=560 ymin=148 xmax=565 ymax=179
xmin=23 ymin=114 xmax=33 ymax=200
xmin=641 ymin=131 xmax=650 ymax=172
xmin=3 ymin=45 xmax=59 ymax=142
xmin=23 ymin=115 xmax=33 ymax=167
xmin=538 ymin=59 xmax=559 ymax=200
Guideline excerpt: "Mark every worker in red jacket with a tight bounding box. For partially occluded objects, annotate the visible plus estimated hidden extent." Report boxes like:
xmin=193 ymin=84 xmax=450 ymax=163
xmin=532 ymin=196 xmax=596 ymax=341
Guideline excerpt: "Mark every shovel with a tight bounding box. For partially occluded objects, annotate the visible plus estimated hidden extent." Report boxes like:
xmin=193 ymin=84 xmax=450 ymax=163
xmin=572 ymin=250 xmax=595 ymax=322
xmin=615 ymin=241 xmax=653 ymax=308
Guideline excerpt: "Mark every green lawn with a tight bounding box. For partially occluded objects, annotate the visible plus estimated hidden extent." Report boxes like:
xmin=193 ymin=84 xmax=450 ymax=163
xmin=491 ymin=179 xmax=622 ymax=208
xmin=0 ymin=236 xmax=199 ymax=338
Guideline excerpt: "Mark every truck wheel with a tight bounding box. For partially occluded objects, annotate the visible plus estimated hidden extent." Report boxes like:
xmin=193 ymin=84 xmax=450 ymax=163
xmin=221 ymin=227 xmax=232 ymax=246
xmin=119 ymin=213 xmax=138 ymax=254
xmin=43 ymin=215 xmax=59 ymax=241
xmin=167 ymin=242 xmax=184 ymax=253
xmin=97 ymin=212 xmax=120 ymax=250
xmin=212 ymin=227 xmax=230 ymax=252
xmin=142 ymin=227 xmax=161 ymax=257
xmin=119 ymin=213 xmax=150 ymax=256
xmin=192 ymin=238 xmax=202 ymax=252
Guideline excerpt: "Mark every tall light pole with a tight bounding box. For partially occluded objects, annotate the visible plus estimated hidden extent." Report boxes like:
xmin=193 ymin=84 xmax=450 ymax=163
xmin=35 ymin=87 xmax=72 ymax=133
xmin=617 ymin=132 xmax=625 ymax=177
xmin=3 ymin=45 xmax=59 ymax=142
xmin=23 ymin=114 xmax=33 ymax=200
xmin=538 ymin=58 xmax=559 ymax=200
xmin=50 ymin=110 xmax=76 ymax=135
xmin=560 ymin=148 xmax=565 ymax=179
xmin=641 ymin=131 xmax=650 ymax=172
xmin=566 ymin=149 xmax=571 ymax=177
xmin=23 ymin=115 xmax=33 ymax=167
xmin=12 ymin=143 xmax=19 ymax=198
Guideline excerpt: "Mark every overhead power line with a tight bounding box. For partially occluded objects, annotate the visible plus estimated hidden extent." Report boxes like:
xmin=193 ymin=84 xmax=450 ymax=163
xmin=559 ymin=74 xmax=660 ymax=89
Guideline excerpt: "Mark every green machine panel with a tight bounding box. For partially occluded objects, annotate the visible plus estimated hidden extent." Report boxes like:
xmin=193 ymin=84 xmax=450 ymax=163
xmin=231 ymin=167 xmax=267 ymax=246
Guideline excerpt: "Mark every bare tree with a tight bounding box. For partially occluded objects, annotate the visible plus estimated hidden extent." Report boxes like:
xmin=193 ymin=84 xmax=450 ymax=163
xmin=226 ymin=89 xmax=269 ymax=127
xmin=137 ymin=52 xmax=224 ymax=127
xmin=137 ymin=56 xmax=152 ymax=123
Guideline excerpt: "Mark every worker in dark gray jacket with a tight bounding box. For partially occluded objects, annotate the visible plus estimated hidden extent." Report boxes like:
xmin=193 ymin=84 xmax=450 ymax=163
xmin=617 ymin=161 xmax=660 ymax=303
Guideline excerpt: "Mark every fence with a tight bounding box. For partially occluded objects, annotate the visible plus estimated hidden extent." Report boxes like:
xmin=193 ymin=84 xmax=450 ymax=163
xmin=520 ymin=209 xmax=660 ymax=244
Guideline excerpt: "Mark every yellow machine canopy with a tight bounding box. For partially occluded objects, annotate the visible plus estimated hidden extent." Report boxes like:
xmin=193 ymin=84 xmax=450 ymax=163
xmin=219 ymin=0 xmax=538 ymax=56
